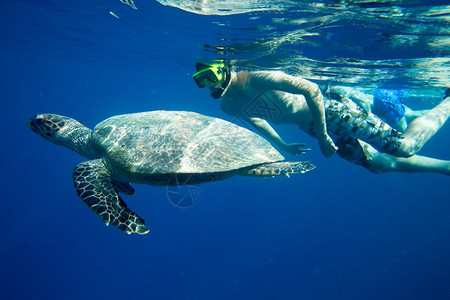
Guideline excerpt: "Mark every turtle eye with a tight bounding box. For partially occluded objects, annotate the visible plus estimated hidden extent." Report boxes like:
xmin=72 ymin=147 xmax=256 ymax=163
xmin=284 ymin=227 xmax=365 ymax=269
xmin=36 ymin=118 xmax=45 ymax=126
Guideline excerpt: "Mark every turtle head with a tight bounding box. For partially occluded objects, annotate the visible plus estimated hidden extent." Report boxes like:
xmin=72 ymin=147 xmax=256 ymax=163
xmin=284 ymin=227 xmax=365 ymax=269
xmin=28 ymin=114 xmax=99 ymax=159
xmin=28 ymin=114 xmax=70 ymax=144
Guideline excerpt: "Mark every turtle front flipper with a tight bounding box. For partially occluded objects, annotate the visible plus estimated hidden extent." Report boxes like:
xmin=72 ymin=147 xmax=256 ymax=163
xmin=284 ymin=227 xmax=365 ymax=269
xmin=239 ymin=161 xmax=316 ymax=177
xmin=72 ymin=159 xmax=149 ymax=235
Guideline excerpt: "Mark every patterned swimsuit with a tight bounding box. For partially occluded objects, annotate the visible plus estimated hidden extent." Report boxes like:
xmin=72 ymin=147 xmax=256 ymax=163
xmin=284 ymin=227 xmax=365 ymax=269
xmin=303 ymin=98 xmax=404 ymax=168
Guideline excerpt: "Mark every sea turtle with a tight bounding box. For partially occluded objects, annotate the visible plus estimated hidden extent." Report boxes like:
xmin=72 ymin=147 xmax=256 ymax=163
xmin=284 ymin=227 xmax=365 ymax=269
xmin=28 ymin=111 xmax=315 ymax=235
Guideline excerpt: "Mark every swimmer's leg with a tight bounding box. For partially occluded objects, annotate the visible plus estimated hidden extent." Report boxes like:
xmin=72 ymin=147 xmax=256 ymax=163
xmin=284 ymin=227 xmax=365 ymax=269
xmin=396 ymin=94 xmax=450 ymax=157
xmin=404 ymin=106 xmax=428 ymax=122
xmin=369 ymin=152 xmax=450 ymax=175
xmin=337 ymin=139 xmax=450 ymax=175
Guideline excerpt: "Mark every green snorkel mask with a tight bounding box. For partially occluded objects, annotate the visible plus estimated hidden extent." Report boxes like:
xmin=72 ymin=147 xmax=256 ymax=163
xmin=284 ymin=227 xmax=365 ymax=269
xmin=193 ymin=62 xmax=231 ymax=99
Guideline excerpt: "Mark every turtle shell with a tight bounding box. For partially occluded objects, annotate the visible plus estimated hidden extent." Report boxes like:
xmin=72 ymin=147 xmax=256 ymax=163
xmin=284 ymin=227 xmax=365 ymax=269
xmin=92 ymin=111 xmax=284 ymax=175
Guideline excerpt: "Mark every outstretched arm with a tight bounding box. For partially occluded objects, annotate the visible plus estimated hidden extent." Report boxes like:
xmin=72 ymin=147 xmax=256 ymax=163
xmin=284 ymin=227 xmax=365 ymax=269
xmin=244 ymin=116 xmax=310 ymax=155
xmin=251 ymin=71 xmax=337 ymax=157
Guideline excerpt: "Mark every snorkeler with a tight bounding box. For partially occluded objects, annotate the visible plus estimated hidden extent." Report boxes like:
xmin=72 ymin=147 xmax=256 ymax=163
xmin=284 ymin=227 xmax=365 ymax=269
xmin=193 ymin=61 xmax=450 ymax=175
xmin=323 ymin=86 xmax=429 ymax=132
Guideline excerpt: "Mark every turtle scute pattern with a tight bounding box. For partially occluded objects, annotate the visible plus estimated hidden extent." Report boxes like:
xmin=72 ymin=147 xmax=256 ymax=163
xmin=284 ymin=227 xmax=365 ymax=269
xmin=93 ymin=111 xmax=283 ymax=175
xmin=72 ymin=159 xmax=149 ymax=234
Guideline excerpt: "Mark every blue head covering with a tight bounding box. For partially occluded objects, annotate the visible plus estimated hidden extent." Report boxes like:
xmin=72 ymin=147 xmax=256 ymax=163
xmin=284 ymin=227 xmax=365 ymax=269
xmin=372 ymin=89 xmax=405 ymax=125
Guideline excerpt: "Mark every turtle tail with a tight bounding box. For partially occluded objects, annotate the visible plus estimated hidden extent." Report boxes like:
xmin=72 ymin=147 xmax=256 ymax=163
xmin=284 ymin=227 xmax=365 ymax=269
xmin=239 ymin=161 xmax=315 ymax=177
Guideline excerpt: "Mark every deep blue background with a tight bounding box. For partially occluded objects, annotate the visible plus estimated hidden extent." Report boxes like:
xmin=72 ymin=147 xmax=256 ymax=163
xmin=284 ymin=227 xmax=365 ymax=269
xmin=1 ymin=1 xmax=450 ymax=299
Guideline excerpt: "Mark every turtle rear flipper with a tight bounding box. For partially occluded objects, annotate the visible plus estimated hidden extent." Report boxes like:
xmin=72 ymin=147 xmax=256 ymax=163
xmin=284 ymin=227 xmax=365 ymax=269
xmin=72 ymin=159 xmax=149 ymax=235
xmin=239 ymin=161 xmax=315 ymax=177
xmin=112 ymin=180 xmax=135 ymax=195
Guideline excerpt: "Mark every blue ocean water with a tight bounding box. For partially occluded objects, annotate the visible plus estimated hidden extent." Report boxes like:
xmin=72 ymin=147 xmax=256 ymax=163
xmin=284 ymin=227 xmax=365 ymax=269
xmin=1 ymin=1 xmax=450 ymax=299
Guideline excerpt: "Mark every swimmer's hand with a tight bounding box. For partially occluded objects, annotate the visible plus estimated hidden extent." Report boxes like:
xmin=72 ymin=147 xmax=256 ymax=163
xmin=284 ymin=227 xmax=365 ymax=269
xmin=318 ymin=134 xmax=338 ymax=157
xmin=281 ymin=143 xmax=312 ymax=155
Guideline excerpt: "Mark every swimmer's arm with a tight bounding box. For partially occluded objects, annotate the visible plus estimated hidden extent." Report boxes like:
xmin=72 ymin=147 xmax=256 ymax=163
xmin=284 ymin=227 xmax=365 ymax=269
xmin=244 ymin=116 xmax=310 ymax=155
xmin=250 ymin=71 xmax=337 ymax=156
xmin=251 ymin=71 xmax=327 ymax=134
xmin=244 ymin=116 xmax=287 ymax=148
xmin=221 ymin=101 xmax=298 ymax=152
